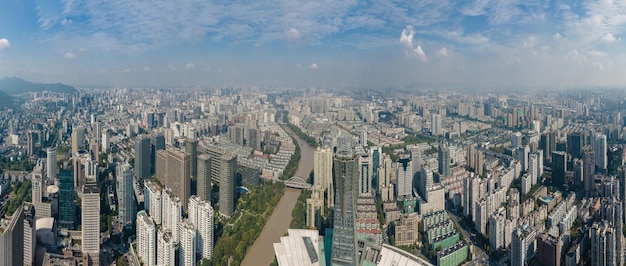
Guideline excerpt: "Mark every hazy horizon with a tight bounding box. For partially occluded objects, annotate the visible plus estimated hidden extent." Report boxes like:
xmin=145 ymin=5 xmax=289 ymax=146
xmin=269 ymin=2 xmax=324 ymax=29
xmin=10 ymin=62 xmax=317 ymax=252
xmin=1 ymin=1 xmax=626 ymax=89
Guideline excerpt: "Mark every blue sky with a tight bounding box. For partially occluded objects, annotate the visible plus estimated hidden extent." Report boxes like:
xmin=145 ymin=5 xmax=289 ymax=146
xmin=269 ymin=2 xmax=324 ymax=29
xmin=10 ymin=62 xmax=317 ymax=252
xmin=0 ymin=0 xmax=625 ymax=89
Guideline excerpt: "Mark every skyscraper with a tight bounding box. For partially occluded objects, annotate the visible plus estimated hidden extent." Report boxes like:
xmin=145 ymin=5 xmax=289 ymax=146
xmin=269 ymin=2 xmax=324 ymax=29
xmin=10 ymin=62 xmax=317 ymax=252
xmin=583 ymin=147 xmax=596 ymax=197
xmin=189 ymin=196 xmax=214 ymax=260
xmin=331 ymin=145 xmax=359 ymax=265
xmin=71 ymin=125 xmax=84 ymax=157
xmin=179 ymin=220 xmax=197 ymax=266
xmin=27 ymin=131 xmax=36 ymax=156
xmin=438 ymin=142 xmax=451 ymax=177
xmin=314 ymin=147 xmax=334 ymax=208
xmin=23 ymin=204 xmax=35 ymax=266
xmin=568 ymin=132 xmax=583 ymax=159
xmin=197 ymin=153 xmax=212 ymax=202
xmin=467 ymin=144 xmax=484 ymax=176
xmin=117 ymin=163 xmax=136 ymax=226
xmin=592 ymin=133 xmax=608 ymax=173
xmin=46 ymin=147 xmax=57 ymax=179
xmin=156 ymin=148 xmax=191 ymax=210
xmin=135 ymin=135 xmax=152 ymax=180
xmin=162 ymin=189 xmax=182 ymax=242
xmin=396 ymin=156 xmax=413 ymax=199
xmin=58 ymin=170 xmax=75 ymax=229
xmin=82 ymin=180 xmax=100 ymax=264
xmin=358 ymin=153 xmax=372 ymax=194
xmin=551 ymin=151 xmax=566 ymax=188
xmin=185 ymin=138 xmax=198 ymax=179
xmin=432 ymin=114 xmax=442 ymax=136
xmin=137 ymin=210 xmax=156 ymax=266
xmin=218 ymin=152 xmax=237 ymax=217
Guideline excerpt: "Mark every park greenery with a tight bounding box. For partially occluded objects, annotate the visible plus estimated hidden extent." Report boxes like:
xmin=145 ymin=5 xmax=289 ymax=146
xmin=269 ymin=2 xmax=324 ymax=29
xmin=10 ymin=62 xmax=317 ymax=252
xmin=280 ymin=134 xmax=301 ymax=181
xmin=5 ymin=179 xmax=32 ymax=216
xmin=290 ymin=189 xmax=312 ymax=229
xmin=287 ymin=122 xmax=319 ymax=148
xmin=211 ymin=180 xmax=284 ymax=266
xmin=0 ymin=157 xmax=35 ymax=172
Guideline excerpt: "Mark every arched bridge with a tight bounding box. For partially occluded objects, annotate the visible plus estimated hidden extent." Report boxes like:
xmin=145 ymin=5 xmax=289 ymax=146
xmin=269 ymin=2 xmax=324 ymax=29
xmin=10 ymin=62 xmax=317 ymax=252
xmin=284 ymin=176 xmax=312 ymax=189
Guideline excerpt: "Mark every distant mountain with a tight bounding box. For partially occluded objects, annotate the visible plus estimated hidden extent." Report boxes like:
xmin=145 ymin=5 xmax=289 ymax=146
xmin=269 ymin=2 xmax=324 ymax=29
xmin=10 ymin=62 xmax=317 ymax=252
xmin=0 ymin=90 xmax=13 ymax=109
xmin=0 ymin=77 xmax=78 ymax=94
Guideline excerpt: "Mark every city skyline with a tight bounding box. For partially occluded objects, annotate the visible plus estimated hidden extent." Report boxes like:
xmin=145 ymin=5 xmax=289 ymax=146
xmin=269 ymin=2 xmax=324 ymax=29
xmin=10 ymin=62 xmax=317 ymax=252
xmin=0 ymin=1 xmax=625 ymax=89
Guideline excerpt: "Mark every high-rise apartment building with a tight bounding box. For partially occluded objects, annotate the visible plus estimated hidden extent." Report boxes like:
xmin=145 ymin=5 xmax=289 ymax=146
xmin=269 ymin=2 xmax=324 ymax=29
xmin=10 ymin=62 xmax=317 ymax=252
xmin=117 ymin=163 xmax=136 ymax=226
xmin=137 ymin=210 xmax=156 ymax=266
xmin=358 ymin=153 xmax=372 ymax=194
xmin=179 ymin=219 xmax=197 ymax=266
xmin=189 ymin=195 xmax=214 ymax=261
xmin=331 ymin=145 xmax=359 ymax=265
xmin=591 ymin=220 xmax=616 ymax=266
xmin=314 ymin=147 xmax=334 ymax=208
xmin=511 ymin=225 xmax=537 ymax=266
xmin=157 ymin=228 xmax=175 ymax=266
xmin=583 ymin=146 xmax=596 ymax=197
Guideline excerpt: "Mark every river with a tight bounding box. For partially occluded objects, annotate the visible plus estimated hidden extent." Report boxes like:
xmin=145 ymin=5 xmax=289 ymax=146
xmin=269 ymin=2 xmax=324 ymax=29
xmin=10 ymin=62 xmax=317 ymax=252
xmin=241 ymin=125 xmax=315 ymax=266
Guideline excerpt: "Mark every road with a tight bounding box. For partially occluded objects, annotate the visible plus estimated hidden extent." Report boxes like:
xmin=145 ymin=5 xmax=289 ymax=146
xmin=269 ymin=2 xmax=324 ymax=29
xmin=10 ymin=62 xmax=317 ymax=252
xmin=241 ymin=125 xmax=315 ymax=266
xmin=447 ymin=211 xmax=490 ymax=266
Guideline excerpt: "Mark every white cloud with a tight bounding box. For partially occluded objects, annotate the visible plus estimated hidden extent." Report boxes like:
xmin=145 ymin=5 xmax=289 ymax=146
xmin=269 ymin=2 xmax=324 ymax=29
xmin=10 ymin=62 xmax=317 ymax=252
xmin=285 ymin=28 xmax=301 ymax=43
xmin=553 ymin=33 xmax=562 ymax=40
xmin=64 ymin=52 xmax=75 ymax=59
xmin=601 ymin=33 xmax=617 ymax=43
xmin=400 ymin=26 xmax=426 ymax=61
xmin=186 ymin=63 xmax=196 ymax=70
xmin=437 ymin=47 xmax=448 ymax=57
xmin=0 ymin=38 xmax=10 ymax=50
xmin=588 ymin=50 xmax=608 ymax=57
xmin=310 ymin=63 xmax=318 ymax=69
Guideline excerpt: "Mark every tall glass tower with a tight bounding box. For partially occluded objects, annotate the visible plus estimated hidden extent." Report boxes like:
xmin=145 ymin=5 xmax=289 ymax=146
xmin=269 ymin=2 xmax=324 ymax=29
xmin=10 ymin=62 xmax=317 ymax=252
xmin=331 ymin=144 xmax=359 ymax=265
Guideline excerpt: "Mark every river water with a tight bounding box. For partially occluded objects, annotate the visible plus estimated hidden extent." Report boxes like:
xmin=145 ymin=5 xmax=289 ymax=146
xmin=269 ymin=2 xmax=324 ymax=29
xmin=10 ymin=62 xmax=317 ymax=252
xmin=241 ymin=125 xmax=314 ymax=266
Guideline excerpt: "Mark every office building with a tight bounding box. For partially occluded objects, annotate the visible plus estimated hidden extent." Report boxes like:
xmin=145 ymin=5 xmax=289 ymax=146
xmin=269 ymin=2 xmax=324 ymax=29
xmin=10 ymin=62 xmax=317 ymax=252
xmin=157 ymin=228 xmax=175 ymax=266
xmin=189 ymin=195 xmax=214 ymax=260
xmin=82 ymin=180 xmax=100 ymax=264
xmin=71 ymin=126 xmax=84 ymax=158
xmin=179 ymin=219 xmax=197 ymax=266
xmin=358 ymin=153 xmax=372 ymax=194
xmin=396 ymin=156 xmax=413 ymax=199
xmin=512 ymin=132 xmax=523 ymax=149
xmin=156 ymin=148 xmax=191 ymax=210
xmin=23 ymin=204 xmax=35 ymax=266
xmin=117 ymin=163 xmax=136 ymax=226
xmin=591 ymin=220 xmax=616 ymax=266
xmin=331 ymin=145 xmax=359 ymax=265
xmin=197 ymin=153 xmax=212 ymax=202
xmin=438 ymin=142 xmax=451 ymax=177
xmin=0 ymin=204 xmax=26 ymax=266
xmin=218 ymin=152 xmax=237 ymax=217
xmin=135 ymin=135 xmax=152 ymax=180
xmin=137 ymin=210 xmax=156 ymax=266
xmin=58 ymin=170 xmax=75 ymax=229
xmin=583 ymin=146 xmax=595 ymax=197
xmin=592 ymin=133 xmax=608 ymax=172
xmin=568 ymin=132 xmax=583 ymax=159
xmin=46 ymin=147 xmax=57 ymax=179
xmin=185 ymin=138 xmax=198 ymax=179
xmin=314 ymin=147 xmax=334 ymax=208
xmin=432 ymin=114 xmax=442 ymax=136
xmin=551 ymin=151 xmax=566 ymax=188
